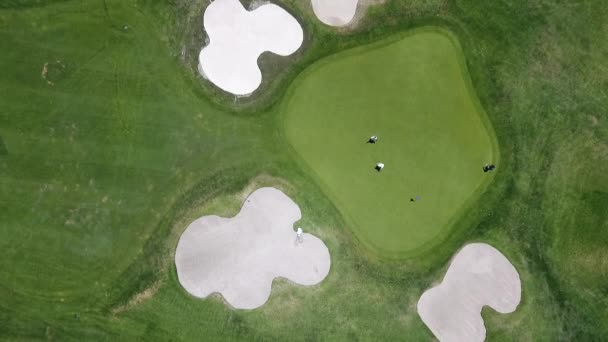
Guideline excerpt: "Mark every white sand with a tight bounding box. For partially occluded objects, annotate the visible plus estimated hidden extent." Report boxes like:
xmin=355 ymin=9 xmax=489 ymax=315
xmin=175 ymin=187 xmax=331 ymax=310
xmin=417 ymin=243 xmax=521 ymax=342
xmin=311 ymin=0 xmax=359 ymax=26
xmin=199 ymin=0 xmax=303 ymax=95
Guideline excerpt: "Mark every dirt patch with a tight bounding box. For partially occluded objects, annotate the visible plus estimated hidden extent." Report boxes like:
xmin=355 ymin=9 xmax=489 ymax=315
xmin=41 ymin=60 xmax=66 ymax=86
xmin=590 ymin=115 xmax=599 ymax=126
xmin=111 ymin=279 xmax=163 ymax=315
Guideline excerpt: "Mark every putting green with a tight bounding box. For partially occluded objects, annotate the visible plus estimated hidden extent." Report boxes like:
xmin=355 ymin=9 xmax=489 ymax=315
xmin=282 ymin=29 xmax=498 ymax=257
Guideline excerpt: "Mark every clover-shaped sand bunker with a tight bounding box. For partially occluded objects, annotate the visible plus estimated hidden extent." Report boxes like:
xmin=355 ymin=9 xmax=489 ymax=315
xmin=417 ymin=243 xmax=521 ymax=342
xmin=198 ymin=0 xmax=303 ymax=95
xmin=175 ymin=187 xmax=331 ymax=309
xmin=311 ymin=0 xmax=359 ymax=26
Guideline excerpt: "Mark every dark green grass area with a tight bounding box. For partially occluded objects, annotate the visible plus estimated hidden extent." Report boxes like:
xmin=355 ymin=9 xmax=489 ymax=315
xmin=0 ymin=136 xmax=7 ymax=155
xmin=0 ymin=0 xmax=272 ymax=336
xmin=284 ymin=29 xmax=497 ymax=256
xmin=0 ymin=0 xmax=607 ymax=340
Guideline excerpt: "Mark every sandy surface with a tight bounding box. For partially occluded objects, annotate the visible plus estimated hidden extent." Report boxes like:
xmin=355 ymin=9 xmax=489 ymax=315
xmin=311 ymin=0 xmax=359 ymax=26
xmin=175 ymin=187 xmax=331 ymax=309
xmin=199 ymin=0 xmax=303 ymax=95
xmin=417 ymin=243 xmax=521 ymax=342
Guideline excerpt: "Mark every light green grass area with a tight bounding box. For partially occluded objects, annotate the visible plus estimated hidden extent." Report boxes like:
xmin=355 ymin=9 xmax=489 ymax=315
xmin=284 ymin=30 xmax=497 ymax=256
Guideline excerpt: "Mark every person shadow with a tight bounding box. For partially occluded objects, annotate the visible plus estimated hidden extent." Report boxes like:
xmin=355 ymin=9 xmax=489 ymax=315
xmin=294 ymin=236 xmax=304 ymax=246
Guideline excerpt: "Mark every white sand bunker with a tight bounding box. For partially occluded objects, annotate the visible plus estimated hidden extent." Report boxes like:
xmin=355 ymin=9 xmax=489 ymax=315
xmin=311 ymin=0 xmax=359 ymax=26
xmin=175 ymin=187 xmax=331 ymax=309
xmin=199 ymin=0 xmax=304 ymax=95
xmin=417 ymin=243 xmax=521 ymax=342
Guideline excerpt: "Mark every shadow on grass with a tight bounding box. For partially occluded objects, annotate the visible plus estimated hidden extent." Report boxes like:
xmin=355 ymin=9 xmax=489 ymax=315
xmin=0 ymin=136 xmax=7 ymax=156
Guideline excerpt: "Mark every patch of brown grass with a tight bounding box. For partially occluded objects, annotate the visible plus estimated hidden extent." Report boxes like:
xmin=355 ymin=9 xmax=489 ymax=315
xmin=589 ymin=115 xmax=599 ymax=126
xmin=111 ymin=279 xmax=163 ymax=315
xmin=41 ymin=62 xmax=53 ymax=85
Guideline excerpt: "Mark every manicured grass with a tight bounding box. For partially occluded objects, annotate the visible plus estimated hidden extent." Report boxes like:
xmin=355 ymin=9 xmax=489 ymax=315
xmin=0 ymin=0 xmax=272 ymax=332
xmin=1 ymin=0 xmax=607 ymax=340
xmin=283 ymin=29 xmax=497 ymax=256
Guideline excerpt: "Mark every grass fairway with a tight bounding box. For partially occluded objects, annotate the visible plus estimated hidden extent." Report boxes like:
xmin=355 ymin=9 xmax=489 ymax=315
xmin=1 ymin=0 xmax=607 ymax=340
xmin=283 ymin=30 xmax=497 ymax=256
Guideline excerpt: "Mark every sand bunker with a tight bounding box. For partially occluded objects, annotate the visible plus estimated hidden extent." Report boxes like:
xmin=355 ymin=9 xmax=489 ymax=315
xmin=199 ymin=0 xmax=303 ymax=95
xmin=417 ymin=243 xmax=521 ymax=342
xmin=311 ymin=0 xmax=359 ymax=26
xmin=175 ymin=187 xmax=331 ymax=309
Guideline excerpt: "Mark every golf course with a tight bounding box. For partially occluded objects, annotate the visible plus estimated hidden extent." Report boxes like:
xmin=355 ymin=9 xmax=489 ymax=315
xmin=284 ymin=29 xmax=497 ymax=256
xmin=1 ymin=0 xmax=607 ymax=340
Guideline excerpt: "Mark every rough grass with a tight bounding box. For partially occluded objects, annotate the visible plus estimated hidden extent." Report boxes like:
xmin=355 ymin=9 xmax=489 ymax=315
xmin=0 ymin=136 xmax=7 ymax=155
xmin=0 ymin=0 xmax=607 ymax=340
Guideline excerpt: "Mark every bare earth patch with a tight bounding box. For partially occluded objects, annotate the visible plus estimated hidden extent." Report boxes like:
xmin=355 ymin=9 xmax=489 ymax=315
xmin=417 ymin=243 xmax=521 ymax=342
xmin=41 ymin=60 xmax=65 ymax=86
xmin=198 ymin=0 xmax=303 ymax=95
xmin=175 ymin=187 xmax=331 ymax=309
xmin=590 ymin=115 xmax=599 ymax=126
xmin=111 ymin=279 xmax=163 ymax=315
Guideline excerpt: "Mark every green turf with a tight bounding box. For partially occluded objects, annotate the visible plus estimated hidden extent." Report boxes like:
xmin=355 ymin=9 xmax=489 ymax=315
xmin=0 ymin=0 xmax=270 ymax=321
xmin=1 ymin=0 xmax=607 ymax=340
xmin=283 ymin=29 xmax=497 ymax=256
xmin=0 ymin=136 xmax=7 ymax=155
